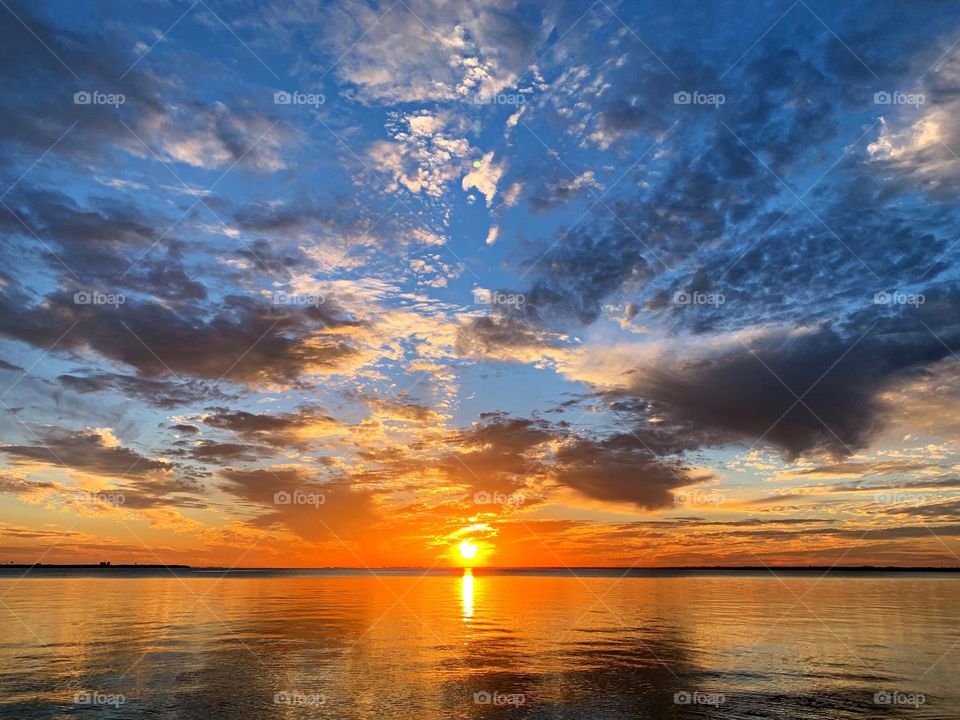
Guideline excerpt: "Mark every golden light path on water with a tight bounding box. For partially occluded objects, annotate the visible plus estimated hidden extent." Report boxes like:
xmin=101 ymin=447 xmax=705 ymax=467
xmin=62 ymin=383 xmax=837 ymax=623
xmin=461 ymin=568 xmax=474 ymax=620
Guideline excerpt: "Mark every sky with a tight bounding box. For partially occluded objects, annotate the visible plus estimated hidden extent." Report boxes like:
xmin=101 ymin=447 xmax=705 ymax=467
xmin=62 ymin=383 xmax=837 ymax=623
xmin=1 ymin=0 xmax=959 ymax=568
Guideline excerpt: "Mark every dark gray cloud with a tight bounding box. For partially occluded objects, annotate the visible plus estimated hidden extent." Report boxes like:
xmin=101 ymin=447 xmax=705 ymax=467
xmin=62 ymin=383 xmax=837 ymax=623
xmin=0 ymin=185 xmax=211 ymax=301
xmin=0 ymin=469 xmax=207 ymax=511
xmin=443 ymin=417 xmax=554 ymax=495
xmin=233 ymin=199 xmax=341 ymax=237
xmin=221 ymin=467 xmax=381 ymax=542
xmin=0 ymin=473 xmax=55 ymax=493
xmin=57 ymin=372 xmax=230 ymax=409
xmin=796 ymin=460 xmax=944 ymax=479
xmin=878 ymin=500 xmax=960 ymax=520
xmin=528 ymin=171 xmax=602 ymax=213
xmin=609 ymin=291 xmax=960 ymax=458
xmin=552 ymin=430 xmax=707 ymax=510
xmin=113 ymin=474 xmax=208 ymax=510
xmin=456 ymin=308 xmax=566 ymax=359
xmin=189 ymin=440 xmax=264 ymax=464
xmin=0 ymin=290 xmax=363 ymax=385
xmin=521 ymin=220 xmax=655 ymax=327
xmin=0 ymin=357 xmax=22 ymax=372
xmin=1 ymin=428 xmax=169 ymax=476
xmin=445 ymin=416 xmax=707 ymax=509
xmin=203 ymin=406 xmax=337 ymax=447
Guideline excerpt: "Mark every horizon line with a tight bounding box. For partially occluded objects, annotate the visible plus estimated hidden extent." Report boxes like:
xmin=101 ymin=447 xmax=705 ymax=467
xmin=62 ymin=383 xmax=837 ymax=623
xmin=5 ymin=563 xmax=960 ymax=571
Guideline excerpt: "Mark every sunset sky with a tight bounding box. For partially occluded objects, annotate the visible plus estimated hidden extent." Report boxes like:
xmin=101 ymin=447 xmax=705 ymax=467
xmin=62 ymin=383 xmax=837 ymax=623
xmin=1 ymin=0 xmax=959 ymax=568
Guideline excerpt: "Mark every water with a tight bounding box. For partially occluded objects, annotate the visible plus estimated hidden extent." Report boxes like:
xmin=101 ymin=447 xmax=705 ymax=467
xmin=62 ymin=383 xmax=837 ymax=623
xmin=0 ymin=570 xmax=957 ymax=718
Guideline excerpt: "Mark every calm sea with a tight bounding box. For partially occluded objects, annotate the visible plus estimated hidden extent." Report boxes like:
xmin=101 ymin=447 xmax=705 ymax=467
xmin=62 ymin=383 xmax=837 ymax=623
xmin=0 ymin=569 xmax=957 ymax=718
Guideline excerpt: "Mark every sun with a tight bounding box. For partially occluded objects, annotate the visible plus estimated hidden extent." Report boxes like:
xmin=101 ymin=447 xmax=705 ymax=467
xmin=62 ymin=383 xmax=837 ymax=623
xmin=458 ymin=540 xmax=479 ymax=562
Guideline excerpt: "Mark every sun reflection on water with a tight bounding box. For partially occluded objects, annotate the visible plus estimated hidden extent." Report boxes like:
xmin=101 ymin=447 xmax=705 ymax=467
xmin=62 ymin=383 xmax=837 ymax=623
xmin=461 ymin=568 xmax=474 ymax=620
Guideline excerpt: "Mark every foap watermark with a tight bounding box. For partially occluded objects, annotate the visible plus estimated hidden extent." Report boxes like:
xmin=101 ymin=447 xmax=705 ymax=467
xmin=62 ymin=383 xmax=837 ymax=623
xmin=474 ymin=490 xmax=526 ymax=507
xmin=74 ymin=290 xmax=125 ymax=306
xmin=874 ymin=690 xmax=926 ymax=708
xmin=273 ymin=291 xmax=325 ymax=307
xmin=674 ymin=90 xmax=725 ymax=108
xmin=874 ymin=492 xmax=926 ymax=508
xmin=873 ymin=290 xmax=925 ymax=307
xmin=74 ymin=90 xmax=125 ymax=107
xmin=473 ymin=691 xmax=526 ymax=706
xmin=674 ymin=289 xmax=725 ymax=306
xmin=72 ymin=490 xmax=126 ymax=508
xmin=873 ymin=91 xmax=925 ymax=107
xmin=473 ymin=91 xmax=527 ymax=106
xmin=274 ymin=90 xmax=325 ymax=107
xmin=273 ymin=489 xmax=325 ymax=507
xmin=74 ymin=691 xmax=126 ymax=708
xmin=674 ymin=691 xmax=725 ymax=706
xmin=274 ymin=691 xmax=326 ymax=707
xmin=674 ymin=491 xmax=725 ymax=508
xmin=473 ymin=288 xmax=525 ymax=308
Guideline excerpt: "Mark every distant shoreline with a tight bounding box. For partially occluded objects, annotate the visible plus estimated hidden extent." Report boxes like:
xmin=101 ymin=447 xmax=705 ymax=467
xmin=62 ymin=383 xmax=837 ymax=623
xmin=1 ymin=564 xmax=190 ymax=569
xmin=2 ymin=564 xmax=959 ymax=572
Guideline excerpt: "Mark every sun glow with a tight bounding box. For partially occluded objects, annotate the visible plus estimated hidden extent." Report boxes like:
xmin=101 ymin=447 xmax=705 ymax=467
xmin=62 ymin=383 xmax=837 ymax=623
xmin=458 ymin=540 xmax=479 ymax=561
